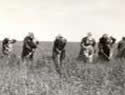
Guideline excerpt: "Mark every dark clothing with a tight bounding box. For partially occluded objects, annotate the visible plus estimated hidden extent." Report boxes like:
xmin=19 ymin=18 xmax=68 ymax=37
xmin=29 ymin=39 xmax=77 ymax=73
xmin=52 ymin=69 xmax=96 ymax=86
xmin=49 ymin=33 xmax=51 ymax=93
xmin=21 ymin=36 xmax=38 ymax=61
xmin=53 ymin=38 xmax=66 ymax=51
xmin=98 ymin=36 xmax=116 ymax=60
xmin=99 ymin=36 xmax=116 ymax=48
xmin=52 ymin=38 xmax=67 ymax=60
xmin=52 ymin=37 xmax=67 ymax=76
xmin=99 ymin=37 xmax=108 ymax=47
xmin=98 ymin=37 xmax=110 ymax=60
xmin=2 ymin=38 xmax=9 ymax=55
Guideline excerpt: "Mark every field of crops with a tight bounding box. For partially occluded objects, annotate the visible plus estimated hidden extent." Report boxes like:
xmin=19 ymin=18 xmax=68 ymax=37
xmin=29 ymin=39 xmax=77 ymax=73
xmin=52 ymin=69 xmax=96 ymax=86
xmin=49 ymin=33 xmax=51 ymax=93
xmin=0 ymin=42 xmax=125 ymax=95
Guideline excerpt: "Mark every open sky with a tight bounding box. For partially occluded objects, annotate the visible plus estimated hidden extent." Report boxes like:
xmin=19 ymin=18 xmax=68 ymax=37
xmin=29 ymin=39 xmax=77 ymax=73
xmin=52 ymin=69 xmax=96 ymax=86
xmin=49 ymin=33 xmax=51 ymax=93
xmin=0 ymin=0 xmax=125 ymax=41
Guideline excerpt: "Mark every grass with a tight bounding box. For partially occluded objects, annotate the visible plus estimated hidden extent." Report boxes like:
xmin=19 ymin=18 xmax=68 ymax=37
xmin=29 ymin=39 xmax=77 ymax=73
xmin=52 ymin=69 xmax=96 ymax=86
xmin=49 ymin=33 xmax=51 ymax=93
xmin=0 ymin=42 xmax=125 ymax=95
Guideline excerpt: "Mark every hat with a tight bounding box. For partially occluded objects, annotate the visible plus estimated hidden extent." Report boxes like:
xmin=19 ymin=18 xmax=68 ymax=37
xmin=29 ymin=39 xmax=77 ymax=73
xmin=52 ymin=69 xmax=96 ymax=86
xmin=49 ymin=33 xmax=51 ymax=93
xmin=56 ymin=34 xmax=63 ymax=39
xmin=28 ymin=32 xmax=34 ymax=39
xmin=87 ymin=32 xmax=92 ymax=37
xmin=102 ymin=33 xmax=108 ymax=38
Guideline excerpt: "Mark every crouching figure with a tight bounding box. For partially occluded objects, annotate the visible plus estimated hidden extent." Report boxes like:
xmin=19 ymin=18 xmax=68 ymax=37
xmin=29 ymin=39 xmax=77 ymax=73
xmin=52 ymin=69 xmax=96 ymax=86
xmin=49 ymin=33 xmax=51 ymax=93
xmin=52 ymin=35 xmax=67 ymax=76
xmin=2 ymin=38 xmax=16 ymax=57
xmin=79 ymin=32 xmax=96 ymax=63
xmin=21 ymin=32 xmax=39 ymax=62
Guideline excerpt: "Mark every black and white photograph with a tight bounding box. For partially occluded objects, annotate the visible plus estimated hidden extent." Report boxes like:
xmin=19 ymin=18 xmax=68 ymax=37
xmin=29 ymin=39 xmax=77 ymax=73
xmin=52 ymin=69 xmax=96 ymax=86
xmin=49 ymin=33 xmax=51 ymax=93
xmin=0 ymin=0 xmax=125 ymax=95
